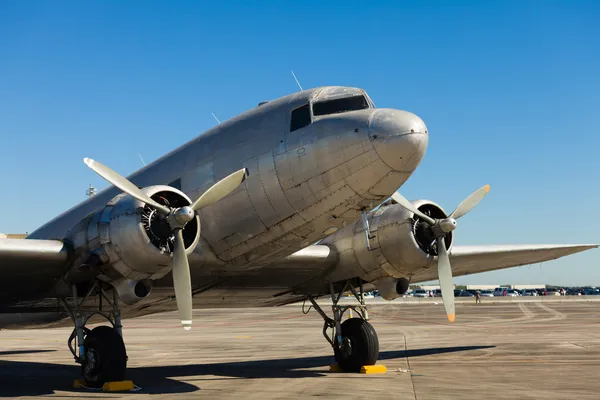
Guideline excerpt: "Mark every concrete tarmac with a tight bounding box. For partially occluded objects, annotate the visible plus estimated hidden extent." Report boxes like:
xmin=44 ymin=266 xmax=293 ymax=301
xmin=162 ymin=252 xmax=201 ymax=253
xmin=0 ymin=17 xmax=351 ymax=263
xmin=1 ymin=299 xmax=599 ymax=399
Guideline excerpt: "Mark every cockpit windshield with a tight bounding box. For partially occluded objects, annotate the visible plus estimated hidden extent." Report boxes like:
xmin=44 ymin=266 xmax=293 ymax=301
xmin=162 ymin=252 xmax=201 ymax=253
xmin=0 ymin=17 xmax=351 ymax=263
xmin=312 ymin=95 xmax=370 ymax=117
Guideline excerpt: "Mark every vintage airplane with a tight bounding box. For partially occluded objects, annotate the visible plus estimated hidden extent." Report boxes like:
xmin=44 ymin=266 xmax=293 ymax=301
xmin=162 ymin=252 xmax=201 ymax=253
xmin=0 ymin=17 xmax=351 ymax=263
xmin=0 ymin=86 xmax=597 ymax=387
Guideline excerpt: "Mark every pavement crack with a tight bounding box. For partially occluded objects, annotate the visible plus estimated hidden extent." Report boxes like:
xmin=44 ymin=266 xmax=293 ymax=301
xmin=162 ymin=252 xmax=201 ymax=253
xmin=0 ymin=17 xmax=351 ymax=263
xmin=402 ymin=332 xmax=418 ymax=400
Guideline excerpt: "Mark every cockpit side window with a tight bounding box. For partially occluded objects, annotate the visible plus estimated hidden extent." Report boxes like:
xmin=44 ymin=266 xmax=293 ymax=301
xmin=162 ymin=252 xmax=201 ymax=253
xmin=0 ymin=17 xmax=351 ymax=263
xmin=290 ymin=104 xmax=311 ymax=132
xmin=312 ymin=95 xmax=369 ymax=117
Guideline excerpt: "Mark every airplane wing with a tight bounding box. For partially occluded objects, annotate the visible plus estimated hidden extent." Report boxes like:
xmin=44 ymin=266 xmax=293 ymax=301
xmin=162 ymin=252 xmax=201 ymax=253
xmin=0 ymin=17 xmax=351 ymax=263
xmin=0 ymin=238 xmax=70 ymax=301
xmin=409 ymin=244 xmax=598 ymax=283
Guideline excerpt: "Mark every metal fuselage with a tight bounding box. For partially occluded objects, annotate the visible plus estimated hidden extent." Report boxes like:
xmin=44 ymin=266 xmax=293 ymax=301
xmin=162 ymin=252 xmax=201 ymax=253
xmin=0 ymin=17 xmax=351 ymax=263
xmin=14 ymin=86 xmax=428 ymax=324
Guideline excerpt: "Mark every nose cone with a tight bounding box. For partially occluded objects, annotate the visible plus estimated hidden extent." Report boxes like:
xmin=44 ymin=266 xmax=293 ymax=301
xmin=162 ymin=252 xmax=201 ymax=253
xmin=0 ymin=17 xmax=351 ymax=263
xmin=368 ymin=109 xmax=428 ymax=172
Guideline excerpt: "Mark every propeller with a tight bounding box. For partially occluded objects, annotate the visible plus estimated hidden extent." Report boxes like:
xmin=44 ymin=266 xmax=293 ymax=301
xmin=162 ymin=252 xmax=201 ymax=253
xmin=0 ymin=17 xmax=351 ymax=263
xmin=391 ymin=185 xmax=490 ymax=322
xmin=83 ymin=158 xmax=247 ymax=330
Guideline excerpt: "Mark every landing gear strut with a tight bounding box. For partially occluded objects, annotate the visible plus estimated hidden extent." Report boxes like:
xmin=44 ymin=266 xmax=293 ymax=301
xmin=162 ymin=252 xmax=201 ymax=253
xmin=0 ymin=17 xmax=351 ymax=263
xmin=61 ymin=281 xmax=128 ymax=388
xmin=306 ymin=279 xmax=379 ymax=372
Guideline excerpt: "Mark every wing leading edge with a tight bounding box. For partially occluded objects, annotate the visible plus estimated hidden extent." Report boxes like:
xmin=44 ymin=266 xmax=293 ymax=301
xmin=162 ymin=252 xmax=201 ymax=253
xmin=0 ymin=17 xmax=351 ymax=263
xmin=0 ymin=238 xmax=70 ymax=302
xmin=410 ymin=244 xmax=598 ymax=283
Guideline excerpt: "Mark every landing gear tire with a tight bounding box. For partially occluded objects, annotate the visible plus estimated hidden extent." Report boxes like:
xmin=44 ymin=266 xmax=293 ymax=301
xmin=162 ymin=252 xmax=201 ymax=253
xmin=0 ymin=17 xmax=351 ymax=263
xmin=334 ymin=318 xmax=379 ymax=372
xmin=81 ymin=326 xmax=127 ymax=388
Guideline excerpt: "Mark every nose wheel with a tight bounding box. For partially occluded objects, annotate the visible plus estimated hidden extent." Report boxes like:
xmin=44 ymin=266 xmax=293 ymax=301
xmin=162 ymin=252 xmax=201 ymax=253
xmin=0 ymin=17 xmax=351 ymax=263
xmin=305 ymin=279 xmax=379 ymax=372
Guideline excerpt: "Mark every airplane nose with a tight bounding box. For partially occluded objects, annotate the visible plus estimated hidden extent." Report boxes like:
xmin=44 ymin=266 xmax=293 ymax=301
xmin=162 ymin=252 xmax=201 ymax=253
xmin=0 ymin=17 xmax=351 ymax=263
xmin=368 ymin=109 xmax=429 ymax=172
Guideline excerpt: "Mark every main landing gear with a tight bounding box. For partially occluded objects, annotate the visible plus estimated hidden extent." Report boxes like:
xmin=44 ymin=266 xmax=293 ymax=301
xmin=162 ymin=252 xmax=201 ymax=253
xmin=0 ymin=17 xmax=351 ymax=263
xmin=305 ymin=279 xmax=379 ymax=372
xmin=61 ymin=282 xmax=128 ymax=388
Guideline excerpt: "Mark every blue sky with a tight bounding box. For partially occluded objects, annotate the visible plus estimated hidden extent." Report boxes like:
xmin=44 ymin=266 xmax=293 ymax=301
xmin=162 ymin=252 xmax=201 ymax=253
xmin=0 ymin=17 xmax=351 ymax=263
xmin=0 ymin=1 xmax=598 ymax=285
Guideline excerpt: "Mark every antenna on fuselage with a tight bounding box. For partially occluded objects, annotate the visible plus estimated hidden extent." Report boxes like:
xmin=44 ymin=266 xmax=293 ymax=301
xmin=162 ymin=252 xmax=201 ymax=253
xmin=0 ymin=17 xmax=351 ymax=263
xmin=211 ymin=112 xmax=221 ymax=124
xmin=291 ymin=70 xmax=303 ymax=91
xmin=86 ymin=184 xmax=97 ymax=198
xmin=138 ymin=153 xmax=146 ymax=166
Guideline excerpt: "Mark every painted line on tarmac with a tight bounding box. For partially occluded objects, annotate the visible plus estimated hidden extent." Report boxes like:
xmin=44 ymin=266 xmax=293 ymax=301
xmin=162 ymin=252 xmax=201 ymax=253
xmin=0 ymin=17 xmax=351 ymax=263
xmin=368 ymin=311 xmax=600 ymax=330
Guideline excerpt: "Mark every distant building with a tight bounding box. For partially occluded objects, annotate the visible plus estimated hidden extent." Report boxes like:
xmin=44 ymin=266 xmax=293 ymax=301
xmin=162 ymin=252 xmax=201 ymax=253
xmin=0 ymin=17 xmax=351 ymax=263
xmin=511 ymin=284 xmax=546 ymax=290
xmin=466 ymin=285 xmax=498 ymax=291
xmin=417 ymin=284 xmax=547 ymax=291
xmin=420 ymin=285 xmax=453 ymax=291
xmin=86 ymin=184 xmax=97 ymax=198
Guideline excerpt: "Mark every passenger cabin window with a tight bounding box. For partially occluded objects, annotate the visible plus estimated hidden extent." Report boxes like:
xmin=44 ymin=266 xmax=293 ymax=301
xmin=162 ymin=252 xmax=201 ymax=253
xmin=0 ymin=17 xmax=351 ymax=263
xmin=312 ymin=95 xmax=369 ymax=116
xmin=290 ymin=104 xmax=311 ymax=132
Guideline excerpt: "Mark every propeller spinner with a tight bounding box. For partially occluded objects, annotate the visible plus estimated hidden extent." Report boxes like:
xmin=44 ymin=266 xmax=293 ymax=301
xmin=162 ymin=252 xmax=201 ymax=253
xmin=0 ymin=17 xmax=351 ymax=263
xmin=84 ymin=158 xmax=247 ymax=330
xmin=391 ymin=185 xmax=490 ymax=322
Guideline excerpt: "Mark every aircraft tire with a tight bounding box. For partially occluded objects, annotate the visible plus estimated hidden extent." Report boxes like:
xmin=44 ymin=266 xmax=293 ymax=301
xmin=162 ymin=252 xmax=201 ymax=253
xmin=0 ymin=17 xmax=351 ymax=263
xmin=81 ymin=325 xmax=127 ymax=388
xmin=334 ymin=317 xmax=379 ymax=372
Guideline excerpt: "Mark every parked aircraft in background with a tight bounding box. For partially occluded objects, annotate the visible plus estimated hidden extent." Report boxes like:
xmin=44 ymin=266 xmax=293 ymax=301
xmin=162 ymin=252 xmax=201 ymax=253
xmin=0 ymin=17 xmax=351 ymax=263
xmin=0 ymin=86 xmax=596 ymax=386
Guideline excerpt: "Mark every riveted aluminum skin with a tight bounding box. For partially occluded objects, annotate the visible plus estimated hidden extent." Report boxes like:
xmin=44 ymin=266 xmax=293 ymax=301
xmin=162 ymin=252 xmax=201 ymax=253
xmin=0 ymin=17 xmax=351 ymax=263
xmin=26 ymin=86 xmax=431 ymax=308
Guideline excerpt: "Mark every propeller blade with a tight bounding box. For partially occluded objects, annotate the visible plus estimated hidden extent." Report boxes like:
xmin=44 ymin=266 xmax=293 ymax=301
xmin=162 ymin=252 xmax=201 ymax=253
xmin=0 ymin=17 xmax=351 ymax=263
xmin=449 ymin=185 xmax=490 ymax=220
xmin=436 ymin=237 xmax=455 ymax=323
xmin=83 ymin=158 xmax=171 ymax=215
xmin=391 ymin=192 xmax=436 ymax=225
xmin=191 ymin=168 xmax=248 ymax=211
xmin=171 ymin=229 xmax=192 ymax=330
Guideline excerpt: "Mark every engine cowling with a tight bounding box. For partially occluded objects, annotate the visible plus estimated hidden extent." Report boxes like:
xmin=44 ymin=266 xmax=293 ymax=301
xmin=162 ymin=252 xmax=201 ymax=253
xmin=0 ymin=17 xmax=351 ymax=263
xmin=323 ymin=200 xmax=453 ymax=283
xmin=66 ymin=185 xmax=200 ymax=302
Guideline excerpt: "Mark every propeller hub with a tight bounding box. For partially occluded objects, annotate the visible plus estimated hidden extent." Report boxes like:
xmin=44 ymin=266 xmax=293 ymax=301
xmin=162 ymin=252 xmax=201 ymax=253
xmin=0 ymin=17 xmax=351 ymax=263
xmin=172 ymin=206 xmax=195 ymax=226
xmin=439 ymin=218 xmax=457 ymax=233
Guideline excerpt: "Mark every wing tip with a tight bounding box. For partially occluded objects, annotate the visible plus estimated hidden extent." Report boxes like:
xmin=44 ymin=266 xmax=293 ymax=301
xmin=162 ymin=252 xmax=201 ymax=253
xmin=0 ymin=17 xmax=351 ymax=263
xmin=563 ymin=244 xmax=600 ymax=252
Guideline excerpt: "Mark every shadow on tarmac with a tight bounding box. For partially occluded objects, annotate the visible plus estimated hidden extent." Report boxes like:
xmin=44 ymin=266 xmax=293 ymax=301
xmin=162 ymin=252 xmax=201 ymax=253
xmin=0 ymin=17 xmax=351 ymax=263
xmin=0 ymin=345 xmax=494 ymax=396
xmin=0 ymin=350 xmax=55 ymax=356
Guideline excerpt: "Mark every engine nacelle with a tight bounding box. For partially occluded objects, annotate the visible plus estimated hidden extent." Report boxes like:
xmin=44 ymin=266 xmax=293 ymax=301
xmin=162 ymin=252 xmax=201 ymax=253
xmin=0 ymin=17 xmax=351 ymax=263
xmin=322 ymin=200 xmax=453 ymax=283
xmin=66 ymin=185 xmax=200 ymax=285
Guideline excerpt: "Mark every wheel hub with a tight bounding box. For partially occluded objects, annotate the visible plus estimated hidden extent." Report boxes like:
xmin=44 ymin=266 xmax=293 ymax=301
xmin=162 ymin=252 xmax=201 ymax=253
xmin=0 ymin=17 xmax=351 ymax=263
xmin=339 ymin=336 xmax=353 ymax=358
xmin=83 ymin=348 xmax=99 ymax=376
